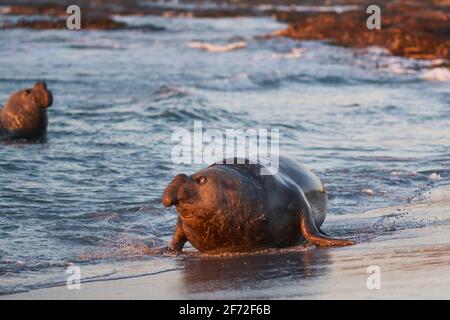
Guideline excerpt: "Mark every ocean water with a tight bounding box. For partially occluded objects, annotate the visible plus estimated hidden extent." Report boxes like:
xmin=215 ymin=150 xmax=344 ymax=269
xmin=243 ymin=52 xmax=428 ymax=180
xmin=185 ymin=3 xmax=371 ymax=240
xmin=0 ymin=12 xmax=449 ymax=295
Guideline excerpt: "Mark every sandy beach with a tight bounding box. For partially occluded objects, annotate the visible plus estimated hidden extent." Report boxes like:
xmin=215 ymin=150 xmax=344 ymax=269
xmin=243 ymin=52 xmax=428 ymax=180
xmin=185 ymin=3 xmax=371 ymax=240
xmin=3 ymin=184 xmax=449 ymax=300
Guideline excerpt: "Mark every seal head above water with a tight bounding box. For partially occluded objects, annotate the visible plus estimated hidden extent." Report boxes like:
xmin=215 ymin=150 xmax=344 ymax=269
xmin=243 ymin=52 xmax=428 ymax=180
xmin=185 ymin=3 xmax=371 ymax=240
xmin=0 ymin=81 xmax=53 ymax=141
xmin=161 ymin=157 xmax=355 ymax=254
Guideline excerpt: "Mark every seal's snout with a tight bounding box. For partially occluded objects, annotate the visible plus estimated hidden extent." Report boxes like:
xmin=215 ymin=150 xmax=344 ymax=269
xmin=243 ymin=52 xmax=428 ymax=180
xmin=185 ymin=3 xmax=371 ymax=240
xmin=33 ymin=81 xmax=53 ymax=108
xmin=34 ymin=81 xmax=47 ymax=90
xmin=162 ymin=174 xmax=188 ymax=207
xmin=162 ymin=193 xmax=174 ymax=207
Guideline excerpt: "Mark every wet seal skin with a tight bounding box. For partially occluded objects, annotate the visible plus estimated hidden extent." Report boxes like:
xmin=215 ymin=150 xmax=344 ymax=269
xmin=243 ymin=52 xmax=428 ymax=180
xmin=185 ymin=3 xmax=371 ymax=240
xmin=161 ymin=156 xmax=355 ymax=255
xmin=0 ymin=81 xmax=53 ymax=141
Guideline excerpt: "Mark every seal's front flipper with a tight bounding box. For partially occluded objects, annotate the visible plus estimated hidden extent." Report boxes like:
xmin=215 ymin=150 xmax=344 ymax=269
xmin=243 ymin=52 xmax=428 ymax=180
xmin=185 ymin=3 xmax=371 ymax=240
xmin=168 ymin=217 xmax=188 ymax=252
xmin=147 ymin=218 xmax=187 ymax=255
xmin=300 ymin=210 xmax=355 ymax=246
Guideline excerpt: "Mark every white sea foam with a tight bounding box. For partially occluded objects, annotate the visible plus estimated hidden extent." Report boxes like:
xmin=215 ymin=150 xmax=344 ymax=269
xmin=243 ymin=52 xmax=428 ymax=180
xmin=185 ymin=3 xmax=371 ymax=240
xmin=421 ymin=67 xmax=450 ymax=82
xmin=188 ymin=41 xmax=246 ymax=52
xmin=361 ymin=188 xmax=375 ymax=195
xmin=272 ymin=48 xmax=306 ymax=59
xmin=428 ymin=173 xmax=441 ymax=181
xmin=390 ymin=170 xmax=418 ymax=177
xmin=200 ymin=72 xmax=258 ymax=91
xmin=0 ymin=6 xmax=11 ymax=14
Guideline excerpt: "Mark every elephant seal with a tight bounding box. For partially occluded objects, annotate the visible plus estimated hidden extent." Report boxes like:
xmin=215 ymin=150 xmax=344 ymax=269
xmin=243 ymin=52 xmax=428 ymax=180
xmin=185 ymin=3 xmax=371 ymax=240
xmin=161 ymin=157 xmax=355 ymax=254
xmin=0 ymin=81 xmax=53 ymax=141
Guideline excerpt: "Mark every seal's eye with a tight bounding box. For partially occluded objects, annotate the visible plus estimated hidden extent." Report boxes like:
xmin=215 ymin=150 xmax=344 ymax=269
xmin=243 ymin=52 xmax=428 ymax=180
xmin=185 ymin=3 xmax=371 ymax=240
xmin=23 ymin=90 xmax=31 ymax=96
xmin=196 ymin=176 xmax=207 ymax=185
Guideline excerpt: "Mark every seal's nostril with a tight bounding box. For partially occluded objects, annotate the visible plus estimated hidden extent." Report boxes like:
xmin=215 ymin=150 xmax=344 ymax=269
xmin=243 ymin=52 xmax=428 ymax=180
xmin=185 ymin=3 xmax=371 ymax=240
xmin=178 ymin=185 xmax=194 ymax=202
xmin=162 ymin=173 xmax=189 ymax=207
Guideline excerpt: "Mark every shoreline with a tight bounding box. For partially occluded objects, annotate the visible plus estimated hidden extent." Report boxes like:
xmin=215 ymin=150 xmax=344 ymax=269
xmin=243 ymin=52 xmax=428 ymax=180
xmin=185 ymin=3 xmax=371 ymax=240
xmin=3 ymin=184 xmax=449 ymax=300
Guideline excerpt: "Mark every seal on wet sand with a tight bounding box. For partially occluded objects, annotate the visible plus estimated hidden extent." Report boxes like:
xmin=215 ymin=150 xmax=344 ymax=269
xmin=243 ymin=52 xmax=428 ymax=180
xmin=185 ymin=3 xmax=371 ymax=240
xmin=161 ymin=157 xmax=355 ymax=254
xmin=0 ymin=81 xmax=53 ymax=141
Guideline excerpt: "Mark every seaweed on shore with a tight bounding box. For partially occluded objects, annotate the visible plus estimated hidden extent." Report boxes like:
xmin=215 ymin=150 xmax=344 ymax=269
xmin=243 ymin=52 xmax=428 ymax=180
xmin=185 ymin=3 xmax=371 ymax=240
xmin=2 ymin=15 xmax=165 ymax=31
xmin=275 ymin=2 xmax=450 ymax=61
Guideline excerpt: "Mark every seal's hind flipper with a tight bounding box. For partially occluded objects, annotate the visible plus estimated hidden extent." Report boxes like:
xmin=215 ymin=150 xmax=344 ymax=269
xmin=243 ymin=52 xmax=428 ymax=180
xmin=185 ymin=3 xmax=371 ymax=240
xmin=317 ymin=226 xmax=329 ymax=237
xmin=299 ymin=208 xmax=355 ymax=247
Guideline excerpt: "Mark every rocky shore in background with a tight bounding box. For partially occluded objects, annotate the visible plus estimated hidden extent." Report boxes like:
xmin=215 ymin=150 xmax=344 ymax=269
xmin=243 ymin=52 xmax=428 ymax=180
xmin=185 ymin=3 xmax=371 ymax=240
xmin=275 ymin=1 xmax=450 ymax=61
xmin=1 ymin=15 xmax=165 ymax=31
xmin=0 ymin=0 xmax=449 ymax=61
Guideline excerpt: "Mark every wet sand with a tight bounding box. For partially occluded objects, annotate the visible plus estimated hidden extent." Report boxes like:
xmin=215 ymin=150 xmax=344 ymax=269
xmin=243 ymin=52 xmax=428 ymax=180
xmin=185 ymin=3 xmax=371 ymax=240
xmin=3 ymin=185 xmax=449 ymax=300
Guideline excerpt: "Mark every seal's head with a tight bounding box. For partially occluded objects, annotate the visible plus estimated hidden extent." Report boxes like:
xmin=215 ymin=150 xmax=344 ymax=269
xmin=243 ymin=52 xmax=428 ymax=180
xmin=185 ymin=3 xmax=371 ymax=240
xmin=161 ymin=163 xmax=267 ymax=252
xmin=5 ymin=81 xmax=53 ymax=112
xmin=162 ymin=168 xmax=236 ymax=219
xmin=1 ymin=81 xmax=53 ymax=139
xmin=162 ymin=163 xmax=264 ymax=218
